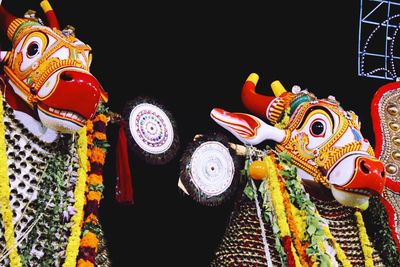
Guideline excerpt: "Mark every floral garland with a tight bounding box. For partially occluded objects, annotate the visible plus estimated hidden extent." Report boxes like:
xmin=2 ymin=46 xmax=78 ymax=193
xmin=260 ymin=154 xmax=297 ymax=266
xmin=77 ymin=103 xmax=109 ymax=267
xmin=63 ymin=126 xmax=88 ymax=267
xmin=252 ymin=151 xmax=351 ymax=266
xmin=19 ymin=136 xmax=77 ymax=266
xmin=355 ymin=210 xmax=374 ymax=267
xmin=279 ymin=178 xmax=309 ymax=267
xmin=248 ymin=150 xmax=384 ymax=266
xmin=363 ymin=195 xmax=400 ymax=266
xmin=0 ymin=93 xmax=22 ymax=267
xmin=262 ymin=154 xmax=334 ymax=266
xmin=0 ymin=95 xmax=110 ymax=267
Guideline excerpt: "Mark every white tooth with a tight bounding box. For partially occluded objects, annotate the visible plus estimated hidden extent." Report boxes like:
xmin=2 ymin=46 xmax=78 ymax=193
xmin=49 ymin=107 xmax=54 ymax=112
xmin=55 ymin=109 xmax=60 ymax=114
xmin=61 ymin=111 xmax=67 ymax=116
xmin=72 ymin=114 xmax=78 ymax=119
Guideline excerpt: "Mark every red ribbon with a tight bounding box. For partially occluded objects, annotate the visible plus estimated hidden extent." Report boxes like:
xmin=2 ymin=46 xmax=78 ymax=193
xmin=115 ymin=121 xmax=134 ymax=204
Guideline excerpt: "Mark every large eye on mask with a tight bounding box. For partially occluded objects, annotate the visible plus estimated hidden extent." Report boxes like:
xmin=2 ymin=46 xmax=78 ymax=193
xmin=27 ymin=42 xmax=39 ymax=58
xmin=18 ymin=32 xmax=48 ymax=72
xmin=296 ymin=107 xmax=335 ymax=149
xmin=310 ymin=119 xmax=326 ymax=137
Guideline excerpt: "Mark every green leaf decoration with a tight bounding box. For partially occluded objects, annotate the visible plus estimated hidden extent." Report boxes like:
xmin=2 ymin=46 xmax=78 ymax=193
xmin=243 ymin=181 xmax=255 ymax=200
xmin=307 ymin=224 xmax=317 ymax=236
xmin=362 ymin=195 xmax=400 ymax=266
xmin=279 ymin=151 xmax=292 ymax=163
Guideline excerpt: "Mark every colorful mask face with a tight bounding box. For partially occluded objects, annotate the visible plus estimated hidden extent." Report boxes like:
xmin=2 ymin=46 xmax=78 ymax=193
xmin=211 ymin=73 xmax=386 ymax=208
xmin=0 ymin=3 xmax=108 ymax=133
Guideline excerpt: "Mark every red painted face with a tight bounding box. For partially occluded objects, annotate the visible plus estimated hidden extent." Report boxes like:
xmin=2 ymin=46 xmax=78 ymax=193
xmin=2 ymin=20 xmax=108 ymax=133
xmin=334 ymin=156 xmax=386 ymax=195
xmin=37 ymin=69 xmax=107 ymax=126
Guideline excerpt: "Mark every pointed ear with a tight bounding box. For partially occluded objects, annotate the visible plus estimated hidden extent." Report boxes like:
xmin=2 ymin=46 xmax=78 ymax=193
xmin=210 ymin=108 xmax=286 ymax=145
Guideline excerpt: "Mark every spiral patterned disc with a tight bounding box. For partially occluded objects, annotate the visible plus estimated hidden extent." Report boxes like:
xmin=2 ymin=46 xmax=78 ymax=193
xmin=189 ymin=141 xmax=235 ymax=196
xmin=128 ymin=103 xmax=174 ymax=154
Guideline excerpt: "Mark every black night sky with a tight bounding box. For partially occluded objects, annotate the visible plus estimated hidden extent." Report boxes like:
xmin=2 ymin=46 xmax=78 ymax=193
xmin=0 ymin=1 xmax=392 ymax=266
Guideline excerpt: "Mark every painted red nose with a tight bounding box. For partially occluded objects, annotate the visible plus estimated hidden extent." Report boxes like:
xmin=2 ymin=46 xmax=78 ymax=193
xmin=343 ymin=156 xmax=386 ymax=195
xmin=42 ymin=70 xmax=107 ymax=119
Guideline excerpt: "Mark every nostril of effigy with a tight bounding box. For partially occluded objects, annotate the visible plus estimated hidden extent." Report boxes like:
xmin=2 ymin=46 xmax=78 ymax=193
xmin=60 ymin=72 xmax=73 ymax=81
xmin=360 ymin=160 xmax=370 ymax=174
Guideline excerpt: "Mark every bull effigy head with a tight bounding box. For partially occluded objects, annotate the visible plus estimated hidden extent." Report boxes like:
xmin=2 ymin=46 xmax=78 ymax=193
xmin=0 ymin=1 xmax=107 ymax=133
xmin=211 ymin=73 xmax=386 ymax=209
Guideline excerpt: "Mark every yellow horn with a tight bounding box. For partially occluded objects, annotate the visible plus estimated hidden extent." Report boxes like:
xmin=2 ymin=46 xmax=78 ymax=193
xmin=246 ymin=73 xmax=259 ymax=84
xmin=271 ymin=80 xmax=287 ymax=97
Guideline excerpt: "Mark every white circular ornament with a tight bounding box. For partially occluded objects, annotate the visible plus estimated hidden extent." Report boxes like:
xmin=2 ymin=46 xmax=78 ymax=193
xmin=128 ymin=103 xmax=174 ymax=154
xmin=189 ymin=141 xmax=235 ymax=196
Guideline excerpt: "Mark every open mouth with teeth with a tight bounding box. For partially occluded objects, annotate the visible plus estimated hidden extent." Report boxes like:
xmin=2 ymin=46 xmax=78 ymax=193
xmin=339 ymin=186 xmax=375 ymax=196
xmin=331 ymin=185 xmax=372 ymax=210
xmin=37 ymin=103 xmax=87 ymax=127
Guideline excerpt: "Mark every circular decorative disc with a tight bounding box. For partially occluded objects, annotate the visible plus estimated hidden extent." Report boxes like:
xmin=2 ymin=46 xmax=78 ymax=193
xmin=128 ymin=103 xmax=174 ymax=154
xmin=179 ymin=133 xmax=242 ymax=206
xmin=189 ymin=141 xmax=235 ymax=196
xmin=123 ymin=96 xmax=180 ymax=165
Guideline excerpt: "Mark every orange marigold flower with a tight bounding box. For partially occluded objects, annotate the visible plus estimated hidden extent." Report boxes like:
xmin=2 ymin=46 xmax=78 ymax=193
xmin=87 ymin=191 xmax=102 ymax=202
xmin=87 ymin=135 xmax=94 ymax=145
xmin=93 ymin=114 xmax=108 ymax=125
xmin=85 ymin=214 xmax=98 ymax=224
xmin=87 ymin=149 xmax=92 ymax=158
xmin=89 ymin=147 xmax=106 ymax=164
xmin=80 ymin=232 xmax=99 ymax=250
xmin=86 ymin=120 xmax=94 ymax=133
xmin=93 ymin=132 xmax=106 ymax=140
xmin=77 ymin=258 xmax=95 ymax=267
xmin=88 ymin=174 xmax=103 ymax=186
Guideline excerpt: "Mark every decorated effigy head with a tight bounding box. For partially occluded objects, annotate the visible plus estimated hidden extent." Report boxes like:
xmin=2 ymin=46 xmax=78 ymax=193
xmin=211 ymin=73 xmax=386 ymax=208
xmin=0 ymin=0 xmax=108 ymax=133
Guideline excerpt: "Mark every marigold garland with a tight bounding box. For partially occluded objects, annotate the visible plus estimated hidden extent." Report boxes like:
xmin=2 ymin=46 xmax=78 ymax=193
xmin=279 ymin=173 xmax=309 ymax=266
xmin=89 ymin=147 xmax=106 ymax=165
xmin=77 ymin=104 xmax=109 ymax=267
xmin=263 ymin=155 xmax=299 ymax=266
xmin=0 ymin=93 xmax=22 ymax=266
xmin=264 ymin=155 xmax=290 ymax=237
xmin=247 ymin=147 xmax=392 ymax=266
xmin=63 ymin=126 xmax=88 ymax=267
xmin=256 ymin=151 xmax=354 ymax=266
xmin=355 ymin=210 xmax=374 ymax=267
xmin=277 ymin=153 xmax=335 ymax=266
xmin=322 ymin=226 xmax=351 ymax=267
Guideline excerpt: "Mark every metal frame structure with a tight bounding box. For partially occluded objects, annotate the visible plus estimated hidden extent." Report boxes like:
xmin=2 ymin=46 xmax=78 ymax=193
xmin=358 ymin=0 xmax=400 ymax=80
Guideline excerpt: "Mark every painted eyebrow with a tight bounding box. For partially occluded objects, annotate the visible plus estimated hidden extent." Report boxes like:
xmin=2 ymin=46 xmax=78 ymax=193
xmin=296 ymin=105 xmax=335 ymax=130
